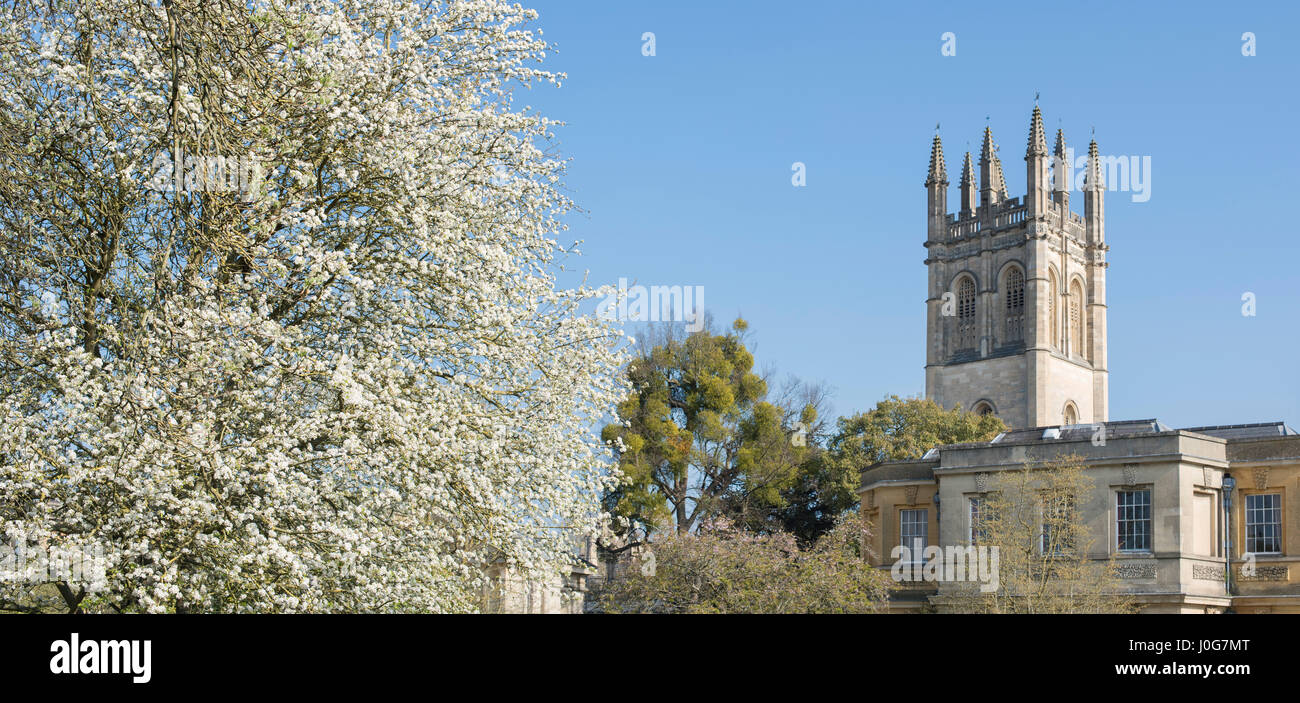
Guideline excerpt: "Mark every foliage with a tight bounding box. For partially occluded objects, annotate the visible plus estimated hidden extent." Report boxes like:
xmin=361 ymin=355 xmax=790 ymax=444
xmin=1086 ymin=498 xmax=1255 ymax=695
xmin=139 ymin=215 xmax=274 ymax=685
xmin=600 ymin=320 xmax=819 ymax=536
xmin=597 ymin=518 xmax=888 ymax=614
xmin=0 ymin=0 xmax=625 ymax=612
xmin=775 ymin=396 xmax=1005 ymax=542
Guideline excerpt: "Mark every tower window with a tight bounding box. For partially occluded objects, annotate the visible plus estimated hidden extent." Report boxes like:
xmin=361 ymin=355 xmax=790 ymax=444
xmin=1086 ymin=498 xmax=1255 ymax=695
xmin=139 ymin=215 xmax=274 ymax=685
xmin=1004 ymin=267 xmax=1024 ymax=343
xmin=956 ymin=276 xmax=976 ymax=351
xmin=1048 ymin=270 xmax=1060 ymax=349
xmin=1063 ymin=402 xmax=1078 ymax=426
xmin=1069 ymin=279 xmax=1085 ymax=358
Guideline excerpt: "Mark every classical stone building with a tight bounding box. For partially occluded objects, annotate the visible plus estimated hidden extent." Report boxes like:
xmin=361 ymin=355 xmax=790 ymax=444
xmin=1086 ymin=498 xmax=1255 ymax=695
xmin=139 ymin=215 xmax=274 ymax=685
xmin=479 ymin=538 xmax=597 ymax=614
xmin=858 ymin=108 xmax=1300 ymax=613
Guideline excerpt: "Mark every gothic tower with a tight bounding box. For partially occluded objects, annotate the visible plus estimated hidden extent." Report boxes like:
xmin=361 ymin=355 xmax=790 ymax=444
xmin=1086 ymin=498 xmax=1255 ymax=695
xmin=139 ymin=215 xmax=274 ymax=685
xmin=924 ymin=107 xmax=1108 ymax=428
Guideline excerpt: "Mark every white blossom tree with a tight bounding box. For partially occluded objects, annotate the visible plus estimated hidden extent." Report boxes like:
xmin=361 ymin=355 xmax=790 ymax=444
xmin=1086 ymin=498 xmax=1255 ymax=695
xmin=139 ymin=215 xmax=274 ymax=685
xmin=0 ymin=0 xmax=626 ymax=612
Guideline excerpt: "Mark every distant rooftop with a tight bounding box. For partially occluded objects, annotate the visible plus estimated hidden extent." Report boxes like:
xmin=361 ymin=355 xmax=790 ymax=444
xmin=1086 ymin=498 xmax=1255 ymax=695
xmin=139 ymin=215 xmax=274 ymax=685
xmin=1180 ymin=422 xmax=1298 ymax=440
xmin=989 ymin=419 xmax=1170 ymax=445
xmin=977 ymin=419 xmax=1296 ymax=445
xmin=860 ymin=419 xmax=1298 ymax=491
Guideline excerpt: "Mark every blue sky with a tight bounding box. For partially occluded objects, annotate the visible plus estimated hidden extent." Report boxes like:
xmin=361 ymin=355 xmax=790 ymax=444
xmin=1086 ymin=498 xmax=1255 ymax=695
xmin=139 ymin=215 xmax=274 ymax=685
xmin=528 ymin=0 xmax=1300 ymax=428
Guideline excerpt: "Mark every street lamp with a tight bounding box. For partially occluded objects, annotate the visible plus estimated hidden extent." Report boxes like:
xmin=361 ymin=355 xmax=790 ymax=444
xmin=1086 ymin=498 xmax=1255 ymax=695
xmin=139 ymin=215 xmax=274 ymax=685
xmin=1222 ymin=473 xmax=1236 ymax=597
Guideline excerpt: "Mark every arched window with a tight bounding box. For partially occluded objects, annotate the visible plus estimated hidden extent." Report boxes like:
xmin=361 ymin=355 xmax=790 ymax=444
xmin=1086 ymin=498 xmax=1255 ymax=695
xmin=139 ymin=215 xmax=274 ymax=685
xmin=1048 ymin=269 xmax=1060 ymax=349
xmin=1069 ymin=279 xmax=1085 ymax=357
xmin=1003 ymin=267 xmax=1024 ymax=343
xmin=956 ymin=276 xmax=977 ymax=352
xmin=1063 ymin=402 xmax=1078 ymax=426
xmin=973 ymin=401 xmax=994 ymax=417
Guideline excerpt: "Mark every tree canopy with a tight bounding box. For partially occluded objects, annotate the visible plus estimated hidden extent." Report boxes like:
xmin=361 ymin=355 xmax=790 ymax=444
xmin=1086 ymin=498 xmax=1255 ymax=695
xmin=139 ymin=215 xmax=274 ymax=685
xmin=600 ymin=319 xmax=818 ymax=538
xmin=0 ymin=0 xmax=624 ymax=612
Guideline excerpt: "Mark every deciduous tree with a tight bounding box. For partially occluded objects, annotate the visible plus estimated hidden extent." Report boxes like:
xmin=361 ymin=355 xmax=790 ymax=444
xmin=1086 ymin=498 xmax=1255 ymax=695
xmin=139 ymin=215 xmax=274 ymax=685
xmin=597 ymin=518 xmax=888 ymax=614
xmin=600 ymin=319 xmax=819 ymax=538
xmin=932 ymin=455 xmax=1136 ymax=613
xmin=775 ymin=396 xmax=1004 ymax=542
xmin=0 ymin=0 xmax=624 ymax=612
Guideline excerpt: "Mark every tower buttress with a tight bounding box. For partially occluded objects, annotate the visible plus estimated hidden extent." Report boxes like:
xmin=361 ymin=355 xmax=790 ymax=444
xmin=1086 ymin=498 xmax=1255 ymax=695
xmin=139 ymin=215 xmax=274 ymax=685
xmin=1085 ymin=138 xmax=1108 ymax=421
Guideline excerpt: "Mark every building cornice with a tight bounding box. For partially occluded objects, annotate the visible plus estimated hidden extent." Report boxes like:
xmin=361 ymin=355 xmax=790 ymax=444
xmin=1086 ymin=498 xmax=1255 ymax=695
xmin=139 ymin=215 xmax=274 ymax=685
xmin=857 ymin=477 xmax=936 ymax=494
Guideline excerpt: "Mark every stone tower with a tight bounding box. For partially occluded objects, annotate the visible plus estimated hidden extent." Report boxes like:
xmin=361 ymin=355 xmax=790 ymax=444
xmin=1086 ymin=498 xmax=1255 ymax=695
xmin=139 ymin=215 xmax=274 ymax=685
xmin=924 ymin=106 xmax=1108 ymax=428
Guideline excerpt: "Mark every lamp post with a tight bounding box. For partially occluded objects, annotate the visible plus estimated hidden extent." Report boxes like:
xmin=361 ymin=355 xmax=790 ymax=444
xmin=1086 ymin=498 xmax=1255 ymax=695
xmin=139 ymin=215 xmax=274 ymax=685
xmin=1222 ymin=473 xmax=1235 ymax=598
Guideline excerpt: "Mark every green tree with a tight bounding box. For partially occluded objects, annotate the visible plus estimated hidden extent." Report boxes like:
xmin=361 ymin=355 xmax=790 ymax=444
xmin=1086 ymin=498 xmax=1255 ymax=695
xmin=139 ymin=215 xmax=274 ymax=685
xmin=774 ymin=396 xmax=1005 ymax=542
xmin=600 ymin=319 xmax=816 ymax=538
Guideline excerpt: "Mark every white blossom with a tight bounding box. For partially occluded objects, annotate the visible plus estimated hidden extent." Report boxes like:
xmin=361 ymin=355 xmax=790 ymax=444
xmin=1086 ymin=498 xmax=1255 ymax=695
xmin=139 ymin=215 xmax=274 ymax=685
xmin=0 ymin=0 xmax=627 ymax=612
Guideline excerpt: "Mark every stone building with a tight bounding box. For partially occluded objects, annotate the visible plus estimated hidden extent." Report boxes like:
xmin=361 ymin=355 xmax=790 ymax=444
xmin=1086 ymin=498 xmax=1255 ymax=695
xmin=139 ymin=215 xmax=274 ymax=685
xmin=858 ymin=108 xmax=1300 ymax=613
xmin=478 ymin=537 xmax=597 ymax=614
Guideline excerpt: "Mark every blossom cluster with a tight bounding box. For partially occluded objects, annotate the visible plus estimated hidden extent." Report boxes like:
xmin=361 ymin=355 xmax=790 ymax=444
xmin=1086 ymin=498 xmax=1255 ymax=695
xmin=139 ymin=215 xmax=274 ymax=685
xmin=0 ymin=0 xmax=626 ymax=612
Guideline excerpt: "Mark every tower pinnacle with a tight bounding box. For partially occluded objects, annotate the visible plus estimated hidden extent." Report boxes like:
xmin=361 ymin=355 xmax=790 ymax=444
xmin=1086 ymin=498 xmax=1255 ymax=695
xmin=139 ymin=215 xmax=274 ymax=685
xmin=1085 ymin=138 xmax=1103 ymax=190
xmin=979 ymin=127 xmax=1006 ymax=206
xmin=926 ymin=134 xmax=948 ymax=186
xmin=1027 ymin=105 xmax=1047 ymax=156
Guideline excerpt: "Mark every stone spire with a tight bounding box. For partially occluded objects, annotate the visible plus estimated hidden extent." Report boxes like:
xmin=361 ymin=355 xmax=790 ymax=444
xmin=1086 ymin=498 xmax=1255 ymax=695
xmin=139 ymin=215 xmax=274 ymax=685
xmin=926 ymin=133 xmax=948 ymax=186
xmin=1084 ymin=137 xmax=1105 ymax=246
xmin=979 ymin=126 xmax=1005 ymax=208
xmin=1025 ymin=106 xmax=1051 ymax=217
xmin=1085 ymin=138 xmax=1103 ymax=191
xmin=926 ymin=133 xmax=949 ymax=242
xmin=1052 ymin=128 xmax=1069 ymax=206
xmin=1027 ymin=105 xmax=1047 ymax=156
xmin=980 ymin=125 xmax=996 ymax=164
xmin=959 ymin=151 xmax=976 ymax=216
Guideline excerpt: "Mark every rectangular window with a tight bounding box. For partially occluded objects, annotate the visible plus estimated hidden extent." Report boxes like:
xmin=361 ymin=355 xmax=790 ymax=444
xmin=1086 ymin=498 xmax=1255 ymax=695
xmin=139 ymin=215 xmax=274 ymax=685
xmin=900 ymin=509 xmax=928 ymax=563
xmin=1245 ymin=494 xmax=1282 ymax=555
xmin=1041 ymin=496 xmax=1075 ymax=556
xmin=1116 ymin=489 xmax=1152 ymax=552
xmin=968 ymin=497 xmax=984 ymax=545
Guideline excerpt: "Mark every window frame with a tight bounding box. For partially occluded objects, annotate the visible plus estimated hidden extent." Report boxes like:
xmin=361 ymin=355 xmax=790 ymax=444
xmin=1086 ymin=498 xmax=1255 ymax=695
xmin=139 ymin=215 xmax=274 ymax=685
xmin=1003 ymin=266 xmax=1025 ymax=343
xmin=955 ymin=275 xmax=977 ymax=352
xmin=899 ymin=508 xmax=929 ymax=564
xmin=1115 ymin=488 xmax=1153 ymax=553
xmin=967 ymin=495 xmax=983 ymax=546
xmin=1040 ymin=494 xmax=1076 ymax=557
xmin=1243 ymin=492 xmax=1283 ymax=556
xmin=1068 ymin=278 xmax=1085 ymax=358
